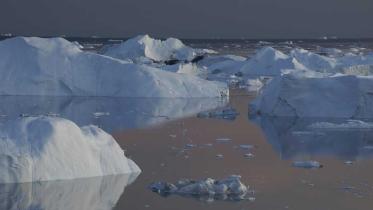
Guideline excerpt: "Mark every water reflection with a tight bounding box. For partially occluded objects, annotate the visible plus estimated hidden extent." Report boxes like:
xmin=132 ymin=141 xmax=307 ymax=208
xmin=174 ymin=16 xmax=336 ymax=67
xmin=0 ymin=96 xmax=227 ymax=132
xmin=252 ymin=117 xmax=373 ymax=159
xmin=0 ymin=174 xmax=138 ymax=210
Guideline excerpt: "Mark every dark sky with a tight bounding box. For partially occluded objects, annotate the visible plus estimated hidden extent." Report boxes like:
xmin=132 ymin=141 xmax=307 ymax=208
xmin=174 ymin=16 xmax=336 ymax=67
xmin=1 ymin=0 xmax=373 ymax=39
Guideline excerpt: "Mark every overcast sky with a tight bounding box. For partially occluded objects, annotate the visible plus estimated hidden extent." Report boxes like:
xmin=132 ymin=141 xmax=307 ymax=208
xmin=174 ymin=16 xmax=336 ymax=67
xmin=1 ymin=0 xmax=372 ymax=39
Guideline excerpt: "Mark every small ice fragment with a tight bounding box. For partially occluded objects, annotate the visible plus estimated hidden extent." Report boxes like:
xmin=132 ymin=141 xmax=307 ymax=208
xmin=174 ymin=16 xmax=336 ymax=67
xmin=344 ymin=161 xmax=354 ymax=165
xmin=248 ymin=197 xmax=256 ymax=202
xmin=204 ymin=143 xmax=213 ymax=147
xmin=46 ymin=112 xmax=59 ymax=117
xmin=216 ymin=138 xmax=232 ymax=143
xmin=216 ymin=154 xmax=224 ymax=159
xmin=239 ymin=144 xmax=254 ymax=150
xmin=169 ymin=134 xmax=177 ymax=138
xmin=292 ymin=161 xmax=323 ymax=169
xmin=244 ymin=153 xmax=255 ymax=159
xmin=185 ymin=144 xmax=197 ymax=149
xmin=197 ymin=107 xmax=239 ymax=121
xmin=93 ymin=112 xmax=110 ymax=117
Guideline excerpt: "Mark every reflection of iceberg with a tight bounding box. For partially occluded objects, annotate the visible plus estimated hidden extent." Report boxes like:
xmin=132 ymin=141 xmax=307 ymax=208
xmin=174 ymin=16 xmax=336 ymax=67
xmin=0 ymin=174 xmax=137 ymax=210
xmin=253 ymin=117 xmax=373 ymax=159
xmin=0 ymin=96 xmax=228 ymax=132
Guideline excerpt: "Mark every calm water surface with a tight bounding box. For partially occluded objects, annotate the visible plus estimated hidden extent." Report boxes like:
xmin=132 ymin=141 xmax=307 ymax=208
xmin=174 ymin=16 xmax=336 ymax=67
xmin=112 ymin=90 xmax=373 ymax=210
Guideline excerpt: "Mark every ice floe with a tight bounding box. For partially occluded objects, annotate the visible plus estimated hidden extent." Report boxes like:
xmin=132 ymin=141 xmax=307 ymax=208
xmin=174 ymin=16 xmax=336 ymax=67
xmin=292 ymin=161 xmax=323 ymax=169
xmin=0 ymin=37 xmax=228 ymax=98
xmin=0 ymin=116 xmax=141 ymax=183
xmin=149 ymin=175 xmax=251 ymax=202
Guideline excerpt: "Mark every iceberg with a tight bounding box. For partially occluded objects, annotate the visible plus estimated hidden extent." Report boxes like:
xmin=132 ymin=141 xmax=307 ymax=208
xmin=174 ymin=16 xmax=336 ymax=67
xmin=0 ymin=116 xmax=141 ymax=183
xmin=240 ymin=47 xmax=307 ymax=76
xmin=0 ymin=37 xmax=228 ymax=98
xmin=250 ymin=74 xmax=373 ymax=118
xmin=102 ymin=34 xmax=215 ymax=64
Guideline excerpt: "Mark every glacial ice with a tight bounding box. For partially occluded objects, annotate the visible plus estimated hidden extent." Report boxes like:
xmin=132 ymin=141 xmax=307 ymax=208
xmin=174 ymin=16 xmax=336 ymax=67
xmin=149 ymin=175 xmax=250 ymax=202
xmin=0 ymin=116 xmax=141 ymax=183
xmin=250 ymin=74 xmax=373 ymax=118
xmin=0 ymin=37 xmax=228 ymax=98
xmin=102 ymin=34 xmax=215 ymax=63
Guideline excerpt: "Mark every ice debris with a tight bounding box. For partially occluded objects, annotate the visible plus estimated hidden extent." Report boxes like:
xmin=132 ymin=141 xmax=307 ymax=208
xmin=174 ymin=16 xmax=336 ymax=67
xmin=292 ymin=161 xmax=323 ymax=169
xmin=149 ymin=175 xmax=251 ymax=202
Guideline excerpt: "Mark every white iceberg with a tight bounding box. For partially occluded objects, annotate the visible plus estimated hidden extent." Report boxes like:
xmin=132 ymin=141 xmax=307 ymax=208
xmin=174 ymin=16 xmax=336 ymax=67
xmin=102 ymin=34 xmax=215 ymax=63
xmin=250 ymin=74 xmax=373 ymax=118
xmin=240 ymin=47 xmax=306 ymax=76
xmin=0 ymin=116 xmax=141 ymax=183
xmin=0 ymin=37 xmax=228 ymax=98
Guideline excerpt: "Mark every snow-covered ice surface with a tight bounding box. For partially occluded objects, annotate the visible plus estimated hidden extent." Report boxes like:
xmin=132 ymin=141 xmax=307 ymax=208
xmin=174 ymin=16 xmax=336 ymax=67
xmin=0 ymin=175 xmax=134 ymax=210
xmin=149 ymin=175 xmax=252 ymax=202
xmin=0 ymin=37 xmax=228 ymax=98
xmin=102 ymin=35 xmax=216 ymax=63
xmin=250 ymin=74 xmax=373 ymax=118
xmin=0 ymin=96 xmax=227 ymax=132
xmin=0 ymin=117 xmax=141 ymax=183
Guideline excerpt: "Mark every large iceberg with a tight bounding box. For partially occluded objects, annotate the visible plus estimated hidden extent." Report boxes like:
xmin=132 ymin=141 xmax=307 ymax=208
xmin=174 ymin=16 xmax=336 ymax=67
xmin=250 ymin=74 xmax=373 ymax=118
xmin=0 ymin=37 xmax=228 ymax=98
xmin=0 ymin=116 xmax=141 ymax=183
xmin=102 ymin=34 xmax=215 ymax=64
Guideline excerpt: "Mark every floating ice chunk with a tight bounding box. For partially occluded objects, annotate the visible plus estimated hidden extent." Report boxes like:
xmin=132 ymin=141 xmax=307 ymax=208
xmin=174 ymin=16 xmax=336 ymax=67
xmin=197 ymin=107 xmax=239 ymax=121
xmin=308 ymin=120 xmax=373 ymax=130
xmin=93 ymin=112 xmax=110 ymax=117
xmin=0 ymin=116 xmax=141 ymax=183
xmin=239 ymin=144 xmax=255 ymax=150
xmin=292 ymin=161 xmax=323 ymax=169
xmin=216 ymin=138 xmax=232 ymax=143
xmin=149 ymin=175 xmax=250 ymax=202
xmin=216 ymin=154 xmax=224 ymax=159
xmin=244 ymin=153 xmax=255 ymax=159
